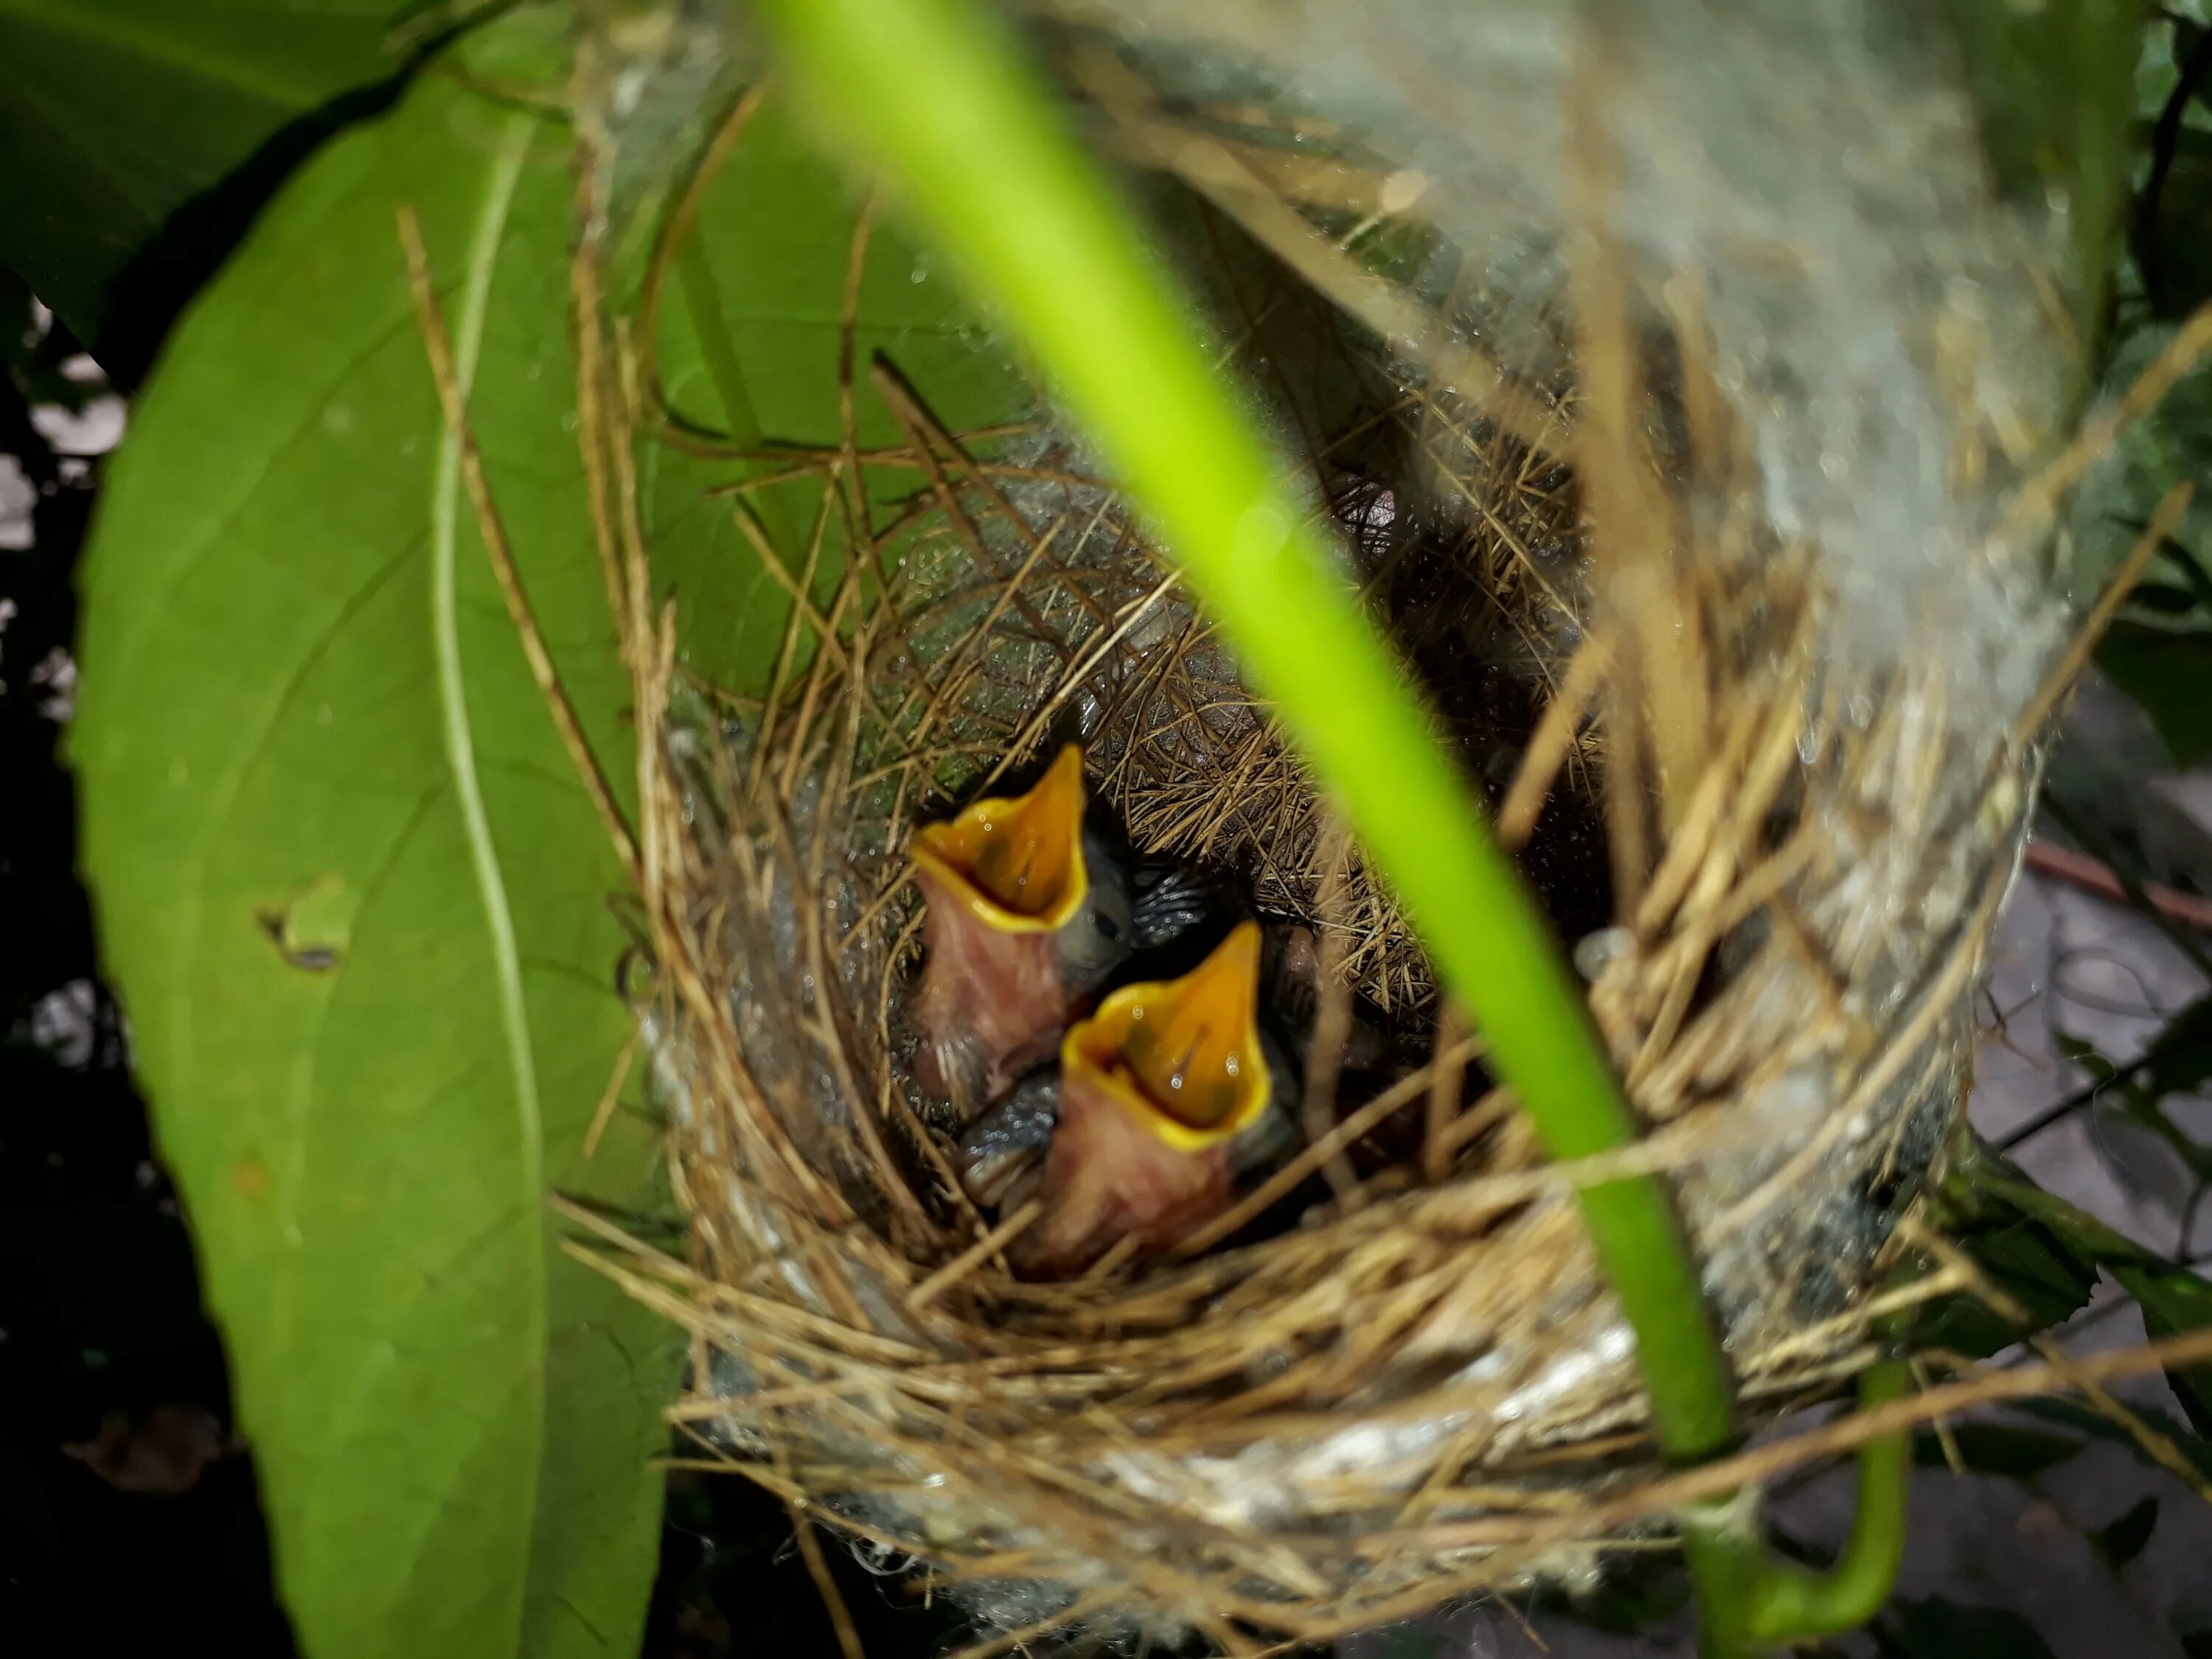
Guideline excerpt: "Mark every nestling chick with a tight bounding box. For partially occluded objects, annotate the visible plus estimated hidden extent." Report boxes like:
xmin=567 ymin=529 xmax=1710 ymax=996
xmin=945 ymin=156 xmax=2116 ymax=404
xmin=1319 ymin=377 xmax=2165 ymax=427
xmin=908 ymin=745 xmax=1211 ymax=1115
xmin=956 ymin=921 xmax=1299 ymax=1276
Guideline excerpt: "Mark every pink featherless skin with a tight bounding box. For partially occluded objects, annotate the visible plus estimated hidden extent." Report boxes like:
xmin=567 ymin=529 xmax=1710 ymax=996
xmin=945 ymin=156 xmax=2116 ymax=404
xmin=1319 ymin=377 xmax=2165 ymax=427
xmin=909 ymin=864 xmax=1071 ymax=1114
xmin=1015 ymin=1068 xmax=1236 ymax=1276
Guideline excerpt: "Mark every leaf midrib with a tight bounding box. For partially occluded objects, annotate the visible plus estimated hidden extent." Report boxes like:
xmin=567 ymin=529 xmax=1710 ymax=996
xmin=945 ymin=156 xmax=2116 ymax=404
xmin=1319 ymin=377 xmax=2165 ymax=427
xmin=423 ymin=108 xmax=548 ymax=1644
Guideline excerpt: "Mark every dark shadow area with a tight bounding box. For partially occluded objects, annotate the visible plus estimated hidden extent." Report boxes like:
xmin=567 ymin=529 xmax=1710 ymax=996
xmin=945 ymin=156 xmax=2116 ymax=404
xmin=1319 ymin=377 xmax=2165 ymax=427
xmin=89 ymin=72 xmax=415 ymax=392
xmin=645 ymin=1470 xmax=972 ymax=1659
xmin=0 ymin=286 xmax=297 ymax=1655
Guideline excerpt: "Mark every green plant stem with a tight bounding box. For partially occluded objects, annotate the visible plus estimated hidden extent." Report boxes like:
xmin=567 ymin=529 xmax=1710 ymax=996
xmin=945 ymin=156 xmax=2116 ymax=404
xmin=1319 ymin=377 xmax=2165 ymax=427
xmin=1684 ymin=1363 xmax=1911 ymax=1655
xmin=1755 ymin=1362 xmax=1911 ymax=1639
xmin=750 ymin=0 xmax=1906 ymax=1643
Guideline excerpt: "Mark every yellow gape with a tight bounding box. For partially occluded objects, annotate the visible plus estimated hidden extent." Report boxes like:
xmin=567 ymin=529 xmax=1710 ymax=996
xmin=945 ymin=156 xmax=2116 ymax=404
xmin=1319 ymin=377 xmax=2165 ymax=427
xmin=908 ymin=744 xmax=1089 ymax=933
xmin=1065 ymin=921 xmax=1270 ymax=1148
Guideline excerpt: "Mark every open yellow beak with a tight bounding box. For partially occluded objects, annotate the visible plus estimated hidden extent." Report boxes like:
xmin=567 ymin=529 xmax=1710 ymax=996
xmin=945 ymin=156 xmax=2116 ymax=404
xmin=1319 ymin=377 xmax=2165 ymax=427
xmin=1064 ymin=921 xmax=1270 ymax=1150
xmin=909 ymin=745 xmax=1091 ymax=933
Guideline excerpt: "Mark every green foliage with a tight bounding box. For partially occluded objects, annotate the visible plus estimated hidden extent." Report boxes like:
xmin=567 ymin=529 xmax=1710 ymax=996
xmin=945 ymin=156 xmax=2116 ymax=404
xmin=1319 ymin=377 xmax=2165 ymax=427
xmin=1926 ymin=1133 xmax=2212 ymax=1463
xmin=2070 ymin=324 xmax=2212 ymax=607
xmin=0 ymin=0 xmax=425 ymax=378
xmin=2090 ymin=1494 xmax=2163 ymax=1569
xmin=655 ymin=94 xmax=1034 ymax=672
xmin=1910 ymin=1422 xmax=2087 ymax=1480
xmin=2122 ymin=994 xmax=2212 ymax=1098
xmin=1939 ymin=0 xmax=2149 ymax=342
xmin=1915 ymin=1155 xmax=2105 ymax=1359
xmin=71 ymin=43 xmax=689 ymax=1659
xmin=2113 ymin=1263 xmax=2212 ymax=1435
xmin=2140 ymin=125 xmax=2212 ymax=323
xmin=1371 ymin=1630 xmax=1441 ymax=1659
xmin=672 ymin=106 xmax=1028 ymax=442
xmin=2099 ymin=622 xmax=2212 ymax=767
xmin=2018 ymin=1395 xmax=2212 ymax=1482
xmin=74 ymin=61 xmax=669 ymax=1659
xmin=2079 ymin=7 xmax=2212 ymax=754
xmin=2057 ymin=1032 xmax=2212 ymax=1192
xmin=67 ymin=10 xmax=1032 ymax=1650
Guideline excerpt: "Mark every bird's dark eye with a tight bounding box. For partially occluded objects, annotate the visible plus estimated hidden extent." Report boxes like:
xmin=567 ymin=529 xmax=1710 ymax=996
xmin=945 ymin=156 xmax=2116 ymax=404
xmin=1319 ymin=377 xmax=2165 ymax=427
xmin=1094 ymin=911 xmax=1121 ymax=942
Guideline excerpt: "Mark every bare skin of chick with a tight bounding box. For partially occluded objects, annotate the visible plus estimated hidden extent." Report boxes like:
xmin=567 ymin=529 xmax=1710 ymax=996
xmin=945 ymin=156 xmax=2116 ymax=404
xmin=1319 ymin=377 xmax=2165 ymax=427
xmin=907 ymin=745 xmax=1221 ymax=1116
xmin=958 ymin=922 xmax=1298 ymax=1276
xmin=908 ymin=747 xmax=1134 ymax=1115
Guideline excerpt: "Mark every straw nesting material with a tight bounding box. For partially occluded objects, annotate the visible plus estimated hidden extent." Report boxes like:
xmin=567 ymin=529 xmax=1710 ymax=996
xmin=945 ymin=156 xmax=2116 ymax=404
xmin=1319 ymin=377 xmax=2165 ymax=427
xmin=561 ymin=3 xmax=2120 ymax=1646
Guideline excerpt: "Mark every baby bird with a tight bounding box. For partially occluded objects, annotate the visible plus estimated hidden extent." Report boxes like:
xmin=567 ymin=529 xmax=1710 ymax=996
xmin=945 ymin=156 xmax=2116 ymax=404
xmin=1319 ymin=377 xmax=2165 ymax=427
xmin=956 ymin=921 xmax=1299 ymax=1276
xmin=908 ymin=745 xmax=1213 ymax=1115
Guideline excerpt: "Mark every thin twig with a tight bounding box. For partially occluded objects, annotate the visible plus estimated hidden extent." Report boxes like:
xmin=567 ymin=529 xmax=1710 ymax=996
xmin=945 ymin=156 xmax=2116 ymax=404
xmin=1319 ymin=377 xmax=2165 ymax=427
xmin=582 ymin=1025 xmax=641 ymax=1158
xmin=908 ymin=1201 xmax=1043 ymax=1310
xmin=397 ymin=206 xmax=642 ymax=888
xmin=2024 ymin=836 xmax=2212 ymax=934
xmin=2012 ymin=484 xmax=2192 ymax=748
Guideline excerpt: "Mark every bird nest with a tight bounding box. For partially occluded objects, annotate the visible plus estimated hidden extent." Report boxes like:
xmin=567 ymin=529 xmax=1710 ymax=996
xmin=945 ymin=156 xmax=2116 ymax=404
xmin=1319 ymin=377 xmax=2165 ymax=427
xmin=546 ymin=5 xmax=2166 ymax=1651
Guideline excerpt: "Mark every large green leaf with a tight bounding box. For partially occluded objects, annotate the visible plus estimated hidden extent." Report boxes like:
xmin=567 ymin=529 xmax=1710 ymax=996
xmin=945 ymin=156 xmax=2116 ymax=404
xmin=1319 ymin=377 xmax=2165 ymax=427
xmin=71 ymin=21 xmax=1034 ymax=1654
xmin=1941 ymin=0 xmax=2149 ymax=348
xmin=650 ymin=96 xmax=1035 ymax=681
xmin=72 ymin=56 xmax=707 ymax=1659
xmin=669 ymin=100 xmax=1029 ymax=458
xmin=0 ymin=0 xmax=417 ymax=374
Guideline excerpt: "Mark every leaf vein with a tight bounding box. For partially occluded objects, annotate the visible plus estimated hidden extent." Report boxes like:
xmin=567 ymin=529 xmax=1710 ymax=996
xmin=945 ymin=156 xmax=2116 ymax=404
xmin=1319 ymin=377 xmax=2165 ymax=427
xmin=425 ymin=108 xmax=546 ymax=1645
